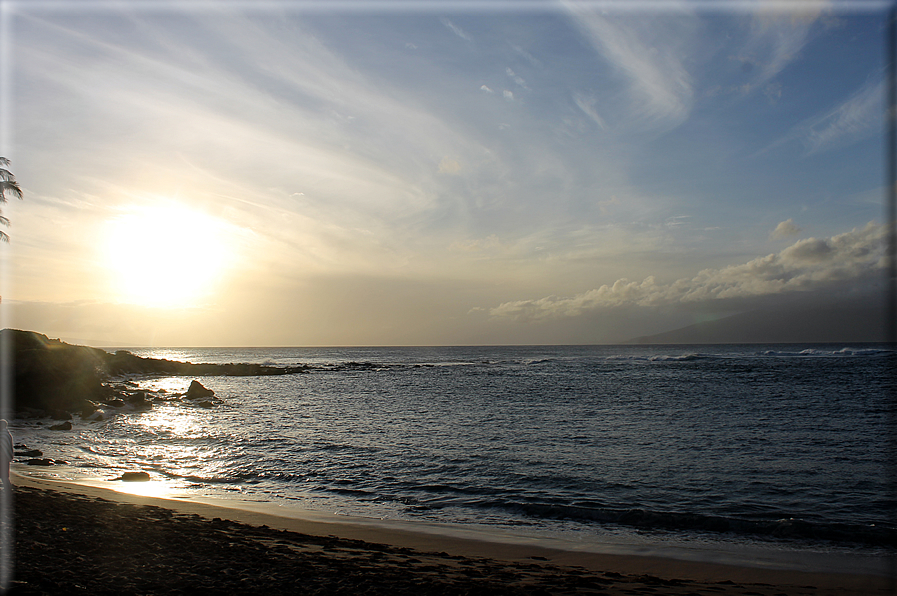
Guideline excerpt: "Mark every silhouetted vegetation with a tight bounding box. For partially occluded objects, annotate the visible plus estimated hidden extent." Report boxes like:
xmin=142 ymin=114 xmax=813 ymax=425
xmin=0 ymin=157 xmax=23 ymax=242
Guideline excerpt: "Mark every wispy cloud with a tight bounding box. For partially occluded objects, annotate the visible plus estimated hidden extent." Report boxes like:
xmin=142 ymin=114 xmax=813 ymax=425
xmin=562 ymin=2 xmax=694 ymax=131
xmin=573 ymin=93 xmax=606 ymax=129
xmin=801 ymin=77 xmax=884 ymax=153
xmin=487 ymin=221 xmax=887 ymax=321
xmin=16 ymin=12 xmax=494 ymax=258
xmin=505 ymin=67 xmax=529 ymax=91
xmin=763 ymin=77 xmax=884 ymax=155
xmin=440 ymin=17 xmax=472 ymax=42
xmin=10 ymin=4 xmax=888 ymax=345
xmin=736 ymin=3 xmax=830 ymax=88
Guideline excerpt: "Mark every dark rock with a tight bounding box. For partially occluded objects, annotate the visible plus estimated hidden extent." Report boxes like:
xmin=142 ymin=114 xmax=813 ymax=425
xmin=26 ymin=458 xmax=55 ymax=466
xmin=186 ymin=380 xmax=214 ymax=400
xmin=104 ymin=399 xmax=126 ymax=408
xmin=113 ymin=471 xmax=151 ymax=482
xmin=197 ymin=400 xmax=215 ymax=408
xmin=49 ymin=421 xmax=72 ymax=431
xmin=3 ymin=329 xmax=106 ymax=414
xmin=127 ymin=390 xmax=146 ymax=402
xmin=105 ymin=349 xmax=307 ymax=376
xmin=15 ymin=449 xmax=42 ymax=457
xmin=126 ymin=391 xmax=152 ymax=409
xmin=4 ymin=328 xmax=306 ymax=417
xmin=15 ymin=407 xmax=44 ymax=419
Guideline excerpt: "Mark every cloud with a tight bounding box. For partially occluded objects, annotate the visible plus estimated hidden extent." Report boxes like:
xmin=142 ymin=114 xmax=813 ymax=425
xmin=438 ymin=157 xmax=462 ymax=174
xmin=440 ymin=17 xmax=472 ymax=42
xmin=736 ymin=2 xmax=828 ymax=89
xmin=563 ymin=2 xmax=693 ymax=130
xmin=573 ymin=93 xmax=606 ymax=129
xmin=771 ymin=218 xmax=801 ymax=238
xmin=506 ymin=67 xmax=529 ymax=91
xmin=664 ymin=215 xmax=691 ymax=228
xmin=761 ymin=77 xmax=884 ymax=156
xmin=450 ymin=234 xmax=502 ymax=253
xmin=801 ymin=78 xmax=884 ymax=154
xmin=16 ymin=12 xmax=512 ymax=266
xmin=763 ymin=82 xmax=782 ymax=104
xmin=487 ymin=222 xmax=887 ymax=321
xmin=510 ymin=44 xmax=541 ymax=68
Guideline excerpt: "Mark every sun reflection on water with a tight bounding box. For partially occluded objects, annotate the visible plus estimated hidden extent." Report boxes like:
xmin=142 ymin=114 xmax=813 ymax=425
xmin=127 ymin=402 xmax=234 ymax=489
xmin=139 ymin=405 xmax=201 ymax=437
xmin=107 ymin=477 xmax=183 ymax=498
xmin=140 ymin=377 xmax=193 ymax=396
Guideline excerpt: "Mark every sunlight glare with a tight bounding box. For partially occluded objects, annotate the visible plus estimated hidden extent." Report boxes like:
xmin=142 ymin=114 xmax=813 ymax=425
xmin=104 ymin=202 xmax=232 ymax=308
xmin=140 ymin=405 xmax=201 ymax=437
xmin=108 ymin=477 xmax=181 ymax=498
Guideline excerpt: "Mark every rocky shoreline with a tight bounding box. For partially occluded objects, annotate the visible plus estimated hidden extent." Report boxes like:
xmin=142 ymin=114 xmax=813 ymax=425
xmin=2 ymin=330 xmax=439 ymax=474
xmin=4 ymin=329 xmax=307 ymax=420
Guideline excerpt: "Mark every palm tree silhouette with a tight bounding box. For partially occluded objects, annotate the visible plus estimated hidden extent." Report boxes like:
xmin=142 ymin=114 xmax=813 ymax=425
xmin=0 ymin=157 xmax=23 ymax=242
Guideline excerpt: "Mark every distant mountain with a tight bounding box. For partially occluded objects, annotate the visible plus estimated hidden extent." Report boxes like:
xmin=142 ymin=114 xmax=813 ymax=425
xmin=626 ymin=298 xmax=891 ymax=344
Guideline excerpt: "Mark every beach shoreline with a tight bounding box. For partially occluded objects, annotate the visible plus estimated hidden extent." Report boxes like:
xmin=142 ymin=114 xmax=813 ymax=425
xmin=5 ymin=472 xmax=894 ymax=595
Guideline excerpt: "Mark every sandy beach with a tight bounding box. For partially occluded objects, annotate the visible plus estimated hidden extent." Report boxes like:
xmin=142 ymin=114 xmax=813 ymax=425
xmin=2 ymin=472 xmax=892 ymax=595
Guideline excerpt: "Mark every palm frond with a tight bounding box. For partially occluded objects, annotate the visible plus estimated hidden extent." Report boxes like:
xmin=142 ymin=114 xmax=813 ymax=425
xmin=0 ymin=158 xmax=18 ymax=242
xmin=0 ymin=179 xmax=23 ymax=201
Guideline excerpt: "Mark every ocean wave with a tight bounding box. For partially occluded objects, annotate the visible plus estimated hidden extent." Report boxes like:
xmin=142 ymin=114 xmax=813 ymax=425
xmin=164 ymin=473 xmax=249 ymax=485
xmin=160 ymin=469 xmax=308 ymax=484
xmin=291 ymin=481 xmax=897 ymax=548
xmin=648 ymin=353 xmax=702 ymax=362
xmin=295 ymin=361 xmax=478 ymax=372
xmin=605 ymin=353 xmax=704 ymax=362
xmin=471 ymin=500 xmax=896 ymax=548
xmin=759 ymin=348 xmax=894 ymax=358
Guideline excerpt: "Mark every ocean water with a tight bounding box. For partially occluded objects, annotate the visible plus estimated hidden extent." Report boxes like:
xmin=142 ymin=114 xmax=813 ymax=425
xmin=10 ymin=344 xmax=896 ymax=566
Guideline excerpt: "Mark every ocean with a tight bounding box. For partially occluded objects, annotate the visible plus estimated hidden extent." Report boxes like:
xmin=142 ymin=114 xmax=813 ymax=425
xmin=10 ymin=344 xmax=896 ymax=571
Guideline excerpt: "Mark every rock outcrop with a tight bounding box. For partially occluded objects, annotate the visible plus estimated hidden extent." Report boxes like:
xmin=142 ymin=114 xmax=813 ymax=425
xmin=113 ymin=471 xmax=151 ymax=482
xmin=105 ymin=350 xmax=309 ymax=376
xmin=185 ymin=380 xmax=215 ymax=400
xmin=5 ymin=329 xmax=106 ymax=415
xmin=3 ymin=329 xmax=309 ymax=418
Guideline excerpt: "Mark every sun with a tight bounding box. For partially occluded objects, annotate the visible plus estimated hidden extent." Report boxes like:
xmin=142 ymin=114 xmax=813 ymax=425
xmin=103 ymin=202 xmax=232 ymax=308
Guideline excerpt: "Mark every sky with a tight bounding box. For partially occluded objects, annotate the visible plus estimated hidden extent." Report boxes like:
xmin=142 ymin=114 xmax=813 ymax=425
xmin=0 ymin=0 xmax=892 ymax=346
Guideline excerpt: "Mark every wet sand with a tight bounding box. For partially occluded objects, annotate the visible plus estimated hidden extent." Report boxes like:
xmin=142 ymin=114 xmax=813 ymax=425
xmin=3 ymin=473 xmax=893 ymax=595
